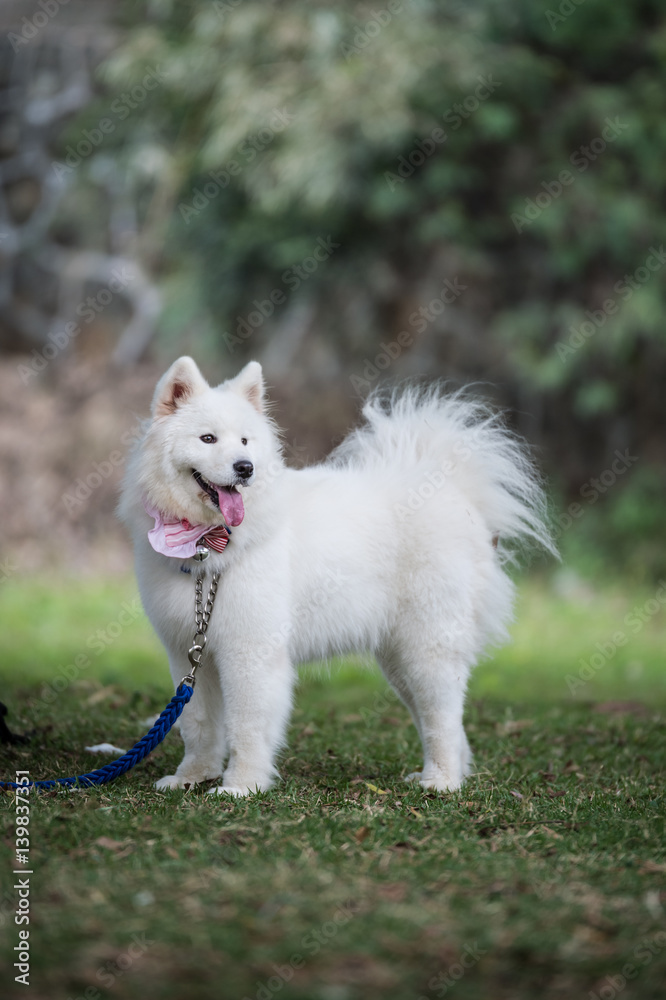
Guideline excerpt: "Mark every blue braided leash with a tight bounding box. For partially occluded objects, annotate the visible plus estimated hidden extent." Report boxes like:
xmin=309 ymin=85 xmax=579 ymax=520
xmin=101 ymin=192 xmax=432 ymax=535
xmin=0 ymin=682 xmax=193 ymax=791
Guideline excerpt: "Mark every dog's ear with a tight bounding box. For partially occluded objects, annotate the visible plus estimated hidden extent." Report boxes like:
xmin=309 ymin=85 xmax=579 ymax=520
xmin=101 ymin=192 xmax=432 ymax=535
xmin=152 ymin=357 xmax=208 ymax=418
xmin=225 ymin=361 xmax=266 ymax=413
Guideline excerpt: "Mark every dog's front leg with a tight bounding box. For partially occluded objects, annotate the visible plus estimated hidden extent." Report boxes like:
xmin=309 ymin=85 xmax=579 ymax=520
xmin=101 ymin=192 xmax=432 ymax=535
xmin=155 ymin=652 xmax=226 ymax=790
xmin=208 ymin=642 xmax=294 ymax=797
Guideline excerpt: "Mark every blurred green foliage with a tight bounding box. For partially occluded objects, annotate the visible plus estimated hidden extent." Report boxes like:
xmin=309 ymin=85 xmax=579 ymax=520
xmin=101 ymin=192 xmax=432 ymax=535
xmin=559 ymin=466 xmax=666 ymax=582
xmin=60 ymin=0 xmax=666 ymax=574
xmin=98 ymin=0 xmax=666 ymax=379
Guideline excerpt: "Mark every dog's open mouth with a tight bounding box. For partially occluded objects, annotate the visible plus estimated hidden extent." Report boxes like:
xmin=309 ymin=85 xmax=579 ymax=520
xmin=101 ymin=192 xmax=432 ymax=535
xmin=192 ymin=470 xmax=245 ymax=526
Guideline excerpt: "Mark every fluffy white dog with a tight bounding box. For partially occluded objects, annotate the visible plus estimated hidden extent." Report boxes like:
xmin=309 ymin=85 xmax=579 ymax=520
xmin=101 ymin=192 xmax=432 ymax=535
xmin=119 ymin=357 xmax=553 ymax=796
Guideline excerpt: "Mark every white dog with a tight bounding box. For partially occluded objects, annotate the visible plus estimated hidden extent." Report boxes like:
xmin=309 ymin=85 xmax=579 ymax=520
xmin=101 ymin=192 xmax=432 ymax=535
xmin=119 ymin=357 xmax=553 ymax=796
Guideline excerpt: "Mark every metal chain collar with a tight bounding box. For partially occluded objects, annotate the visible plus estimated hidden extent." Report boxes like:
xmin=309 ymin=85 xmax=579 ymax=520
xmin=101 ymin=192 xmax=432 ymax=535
xmin=181 ymin=570 xmax=220 ymax=687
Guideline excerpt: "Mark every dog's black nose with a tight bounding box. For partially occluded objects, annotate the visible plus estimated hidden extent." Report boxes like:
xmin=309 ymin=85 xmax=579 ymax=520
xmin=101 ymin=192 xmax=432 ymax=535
xmin=233 ymin=459 xmax=254 ymax=480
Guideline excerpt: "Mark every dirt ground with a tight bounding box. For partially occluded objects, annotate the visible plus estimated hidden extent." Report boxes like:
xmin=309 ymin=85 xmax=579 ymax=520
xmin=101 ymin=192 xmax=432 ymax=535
xmin=0 ymin=356 xmax=160 ymax=577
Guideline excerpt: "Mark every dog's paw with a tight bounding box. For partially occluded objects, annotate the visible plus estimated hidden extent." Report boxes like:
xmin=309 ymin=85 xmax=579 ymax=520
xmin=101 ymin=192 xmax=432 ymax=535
xmin=155 ymin=774 xmax=197 ymax=791
xmin=207 ymin=785 xmax=254 ymax=798
xmin=419 ymin=772 xmax=462 ymax=792
xmin=420 ymin=778 xmax=461 ymax=792
xmin=404 ymin=770 xmax=462 ymax=792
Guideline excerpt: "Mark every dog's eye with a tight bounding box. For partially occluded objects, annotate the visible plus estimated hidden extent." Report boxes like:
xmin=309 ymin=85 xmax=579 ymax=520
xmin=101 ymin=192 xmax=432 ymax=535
xmin=241 ymin=437 xmax=248 ymax=446
xmin=200 ymin=434 xmax=217 ymax=444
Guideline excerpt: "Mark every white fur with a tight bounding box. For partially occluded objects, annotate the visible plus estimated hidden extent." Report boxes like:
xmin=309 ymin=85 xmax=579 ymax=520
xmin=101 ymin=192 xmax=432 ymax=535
xmin=119 ymin=359 xmax=555 ymax=796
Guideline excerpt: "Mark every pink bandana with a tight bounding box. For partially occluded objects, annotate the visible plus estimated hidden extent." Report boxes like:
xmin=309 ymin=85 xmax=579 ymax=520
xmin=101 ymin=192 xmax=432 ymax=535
xmin=144 ymin=500 xmax=230 ymax=558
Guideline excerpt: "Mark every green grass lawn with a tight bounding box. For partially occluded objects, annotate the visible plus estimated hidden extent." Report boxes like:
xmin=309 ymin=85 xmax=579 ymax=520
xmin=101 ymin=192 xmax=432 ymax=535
xmin=1 ymin=572 xmax=666 ymax=705
xmin=0 ymin=573 xmax=665 ymax=999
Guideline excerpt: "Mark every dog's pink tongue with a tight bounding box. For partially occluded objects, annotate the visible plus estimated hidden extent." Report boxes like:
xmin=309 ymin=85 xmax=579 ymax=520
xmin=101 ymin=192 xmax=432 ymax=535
xmin=217 ymin=486 xmax=244 ymax=526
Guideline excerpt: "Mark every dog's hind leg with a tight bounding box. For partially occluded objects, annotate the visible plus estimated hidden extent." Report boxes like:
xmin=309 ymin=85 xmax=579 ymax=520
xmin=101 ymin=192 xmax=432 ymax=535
xmin=378 ymin=636 xmax=473 ymax=793
xmin=155 ymin=652 xmax=226 ymax=790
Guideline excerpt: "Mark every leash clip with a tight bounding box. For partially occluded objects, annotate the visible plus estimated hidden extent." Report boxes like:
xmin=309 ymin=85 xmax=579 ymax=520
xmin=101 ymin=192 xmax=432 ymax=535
xmin=187 ymin=637 xmax=206 ymax=667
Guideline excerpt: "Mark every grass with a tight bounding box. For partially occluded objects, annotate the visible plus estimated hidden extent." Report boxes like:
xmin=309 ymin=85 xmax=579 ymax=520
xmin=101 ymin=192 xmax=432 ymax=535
xmin=1 ymin=571 xmax=666 ymax=704
xmin=0 ymin=573 xmax=665 ymax=999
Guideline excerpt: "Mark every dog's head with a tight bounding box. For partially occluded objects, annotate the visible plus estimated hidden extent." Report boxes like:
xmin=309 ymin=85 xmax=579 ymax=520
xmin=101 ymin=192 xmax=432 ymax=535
xmin=138 ymin=357 xmax=280 ymax=526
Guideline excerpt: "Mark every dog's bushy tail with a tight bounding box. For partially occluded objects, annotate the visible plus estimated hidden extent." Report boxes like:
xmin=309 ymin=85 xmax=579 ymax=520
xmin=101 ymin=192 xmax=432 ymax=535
xmin=332 ymin=384 xmax=556 ymax=563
